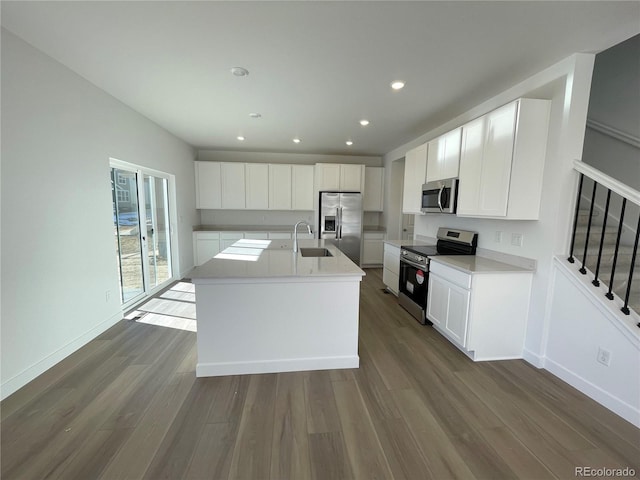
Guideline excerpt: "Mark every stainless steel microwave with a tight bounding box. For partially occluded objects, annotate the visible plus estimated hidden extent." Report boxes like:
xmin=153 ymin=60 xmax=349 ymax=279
xmin=421 ymin=178 xmax=458 ymax=214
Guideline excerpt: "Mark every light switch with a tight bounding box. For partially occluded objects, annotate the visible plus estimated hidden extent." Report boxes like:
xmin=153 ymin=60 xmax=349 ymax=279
xmin=511 ymin=233 xmax=523 ymax=247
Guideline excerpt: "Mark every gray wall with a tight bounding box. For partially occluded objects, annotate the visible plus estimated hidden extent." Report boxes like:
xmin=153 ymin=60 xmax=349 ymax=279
xmin=1 ymin=29 xmax=198 ymax=398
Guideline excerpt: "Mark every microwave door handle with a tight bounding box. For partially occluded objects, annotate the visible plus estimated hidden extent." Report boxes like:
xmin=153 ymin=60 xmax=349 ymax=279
xmin=437 ymin=185 xmax=445 ymax=212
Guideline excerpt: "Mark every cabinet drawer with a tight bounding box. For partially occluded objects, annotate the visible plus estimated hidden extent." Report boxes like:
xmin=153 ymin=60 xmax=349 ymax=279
xmin=430 ymin=261 xmax=471 ymax=289
xmin=364 ymin=232 xmax=385 ymax=240
xmin=245 ymin=232 xmax=269 ymax=239
xmin=383 ymin=269 xmax=399 ymax=294
xmin=194 ymin=231 xmax=220 ymax=240
xmin=383 ymin=251 xmax=400 ymax=275
xmin=268 ymin=232 xmax=292 ymax=239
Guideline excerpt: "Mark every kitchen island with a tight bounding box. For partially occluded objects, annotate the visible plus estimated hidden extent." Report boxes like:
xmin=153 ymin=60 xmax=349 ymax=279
xmin=189 ymin=239 xmax=365 ymax=377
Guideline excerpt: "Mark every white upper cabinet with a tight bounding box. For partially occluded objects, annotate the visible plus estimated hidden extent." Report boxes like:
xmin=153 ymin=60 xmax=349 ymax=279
xmin=269 ymin=164 xmax=292 ymax=210
xmin=339 ymin=164 xmax=364 ymax=191
xmin=457 ymin=98 xmax=550 ymax=219
xmin=363 ymin=167 xmax=384 ymax=211
xmin=426 ymin=127 xmax=462 ymax=183
xmin=245 ymin=163 xmax=269 ymax=210
xmin=195 ymin=161 xmax=222 ymax=209
xmin=220 ymin=162 xmax=246 ymax=209
xmin=402 ymin=143 xmax=428 ymax=214
xmin=291 ymin=165 xmax=314 ymax=210
xmin=315 ymin=163 xmax=364 ymax=192
xmin=315 ymin=163 xmax=341 ymax=191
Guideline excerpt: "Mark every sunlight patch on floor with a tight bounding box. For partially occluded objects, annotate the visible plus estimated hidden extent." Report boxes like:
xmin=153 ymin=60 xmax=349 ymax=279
xmin=127 ymin=281 xmax=197 ymax=332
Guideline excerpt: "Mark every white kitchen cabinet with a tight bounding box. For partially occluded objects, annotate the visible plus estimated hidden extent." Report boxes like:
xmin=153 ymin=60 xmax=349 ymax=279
xmin=221 ymin=163 xmax=246 ymax=209
xmin=220 ymin=232 xmax=244 ymax=250
xmin=427 ymin=259 xmax=533 ymax=360
xmin=245 ymin=163 xmax=269 ymax=210
xmin=193 ymin=232 xmax=221 ymax=266
xmin=315 ymin=163 xmax=341 ymax=191
xmin=292 ymin=165 xmax=314 ymax=210
xmin=340 ymin=164 xmax=364 ymax=191
xmin=382 ymin=242 xmax=401 ymax=295
xmin=362 ymin=232 xmax=385 ymax=265
xmin=364 ymin=167 xmax=384 ymax=211
xmin=457 ymin=98 xmax=550 ymax=219
xmin=195 ymin=161 xmax=222 ymax=209
xmin=402 ymin=143 xmax=428 ymax=214
xmin=315 ymin=163 xmax=364 ymax=192
xmin=244 ymin=232 xmax=269 ymax=239
xmin=268 ymin=164 xmax=292 ymax=210
xmin=426 ymin=127 xmax=462 ymax=182
xmin=268 ymin=232 xmax=292 ymax=240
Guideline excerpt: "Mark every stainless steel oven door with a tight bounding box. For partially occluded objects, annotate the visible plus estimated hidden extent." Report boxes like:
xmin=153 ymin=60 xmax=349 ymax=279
xmin=398 ymin=257 xmax=428 ymax=324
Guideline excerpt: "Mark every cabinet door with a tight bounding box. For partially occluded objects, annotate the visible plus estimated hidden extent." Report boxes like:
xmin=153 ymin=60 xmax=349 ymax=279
xmin=315 ymin=164 xmax=341 ymax=191
xmin=364 ymin=167 xmax=384 ymax=211
xmin=269 ymin=164 xmax=292 ymax=210
xmin=195 ymin=161 xmax=222 ymax=209
xmin=245 ymin=163 xmax=269 ymax=210
xmin=220 ymin=232 xmax=244 ymax=250
xmin=221 ymin=163 xmax=246 ymax=209
xmin=441 ymin=127 xmax=462 ymax=180
xmin=457 ymin=117 xmax=485 ymax=215
xmin=478 ymin=102 xmax=516 ymax=216
xmin=194 ymin=232 xmax=221 ymax=266
xmin=427 ymin=273 xmax=470 ymax=346
xmin=292 ymin=165 xmax=314 ymax=210
xmin=362 ymin=233 xmax=384 ymax=265
xmin=340 ymin=164 xmax=363 ymax=192
xmin=402 ymin=144 xmax=427 ymax=214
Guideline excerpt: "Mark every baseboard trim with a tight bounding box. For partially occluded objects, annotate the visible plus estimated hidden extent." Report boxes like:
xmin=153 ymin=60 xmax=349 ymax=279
xmin=196 ymin=355 xmax=359 ymax=377
xmin=0 ymin=312 xmax=123 ymax=401
xmin=544 ymin=356 xmax=640 ymax=428
xmin=522 ymin=348 xmax=545 ymax=368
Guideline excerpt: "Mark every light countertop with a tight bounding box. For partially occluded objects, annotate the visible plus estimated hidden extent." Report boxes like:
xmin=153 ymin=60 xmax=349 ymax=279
xmin=430 ymin=255 xmax=534 ymax=274
xmin=194 ymin=224 xmax=385 ymax=233
xmin=189 ymin=239 xmax=365 ymax=281
xmin=384 ymin=238 xmax=437 ymax=248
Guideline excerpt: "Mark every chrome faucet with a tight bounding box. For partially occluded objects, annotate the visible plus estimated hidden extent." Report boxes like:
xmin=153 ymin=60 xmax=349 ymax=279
xmin=293 ymin=221 xmax=312 ymax=253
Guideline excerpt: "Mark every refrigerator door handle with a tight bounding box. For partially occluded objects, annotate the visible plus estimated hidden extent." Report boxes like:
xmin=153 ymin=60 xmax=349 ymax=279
xmin=336 ymin=206 xmax=341 ymax=239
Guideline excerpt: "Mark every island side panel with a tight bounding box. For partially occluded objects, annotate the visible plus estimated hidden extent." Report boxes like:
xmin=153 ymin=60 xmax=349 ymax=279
xmin=194 ymin=277 xmax=361 ymax=376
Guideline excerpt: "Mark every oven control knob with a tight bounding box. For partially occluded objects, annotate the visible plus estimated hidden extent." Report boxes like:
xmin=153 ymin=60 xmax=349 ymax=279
xmin=402 ymin=250 xmax=407 ymax=255
xmin=417 ymin=256 xmax=423 ymax=262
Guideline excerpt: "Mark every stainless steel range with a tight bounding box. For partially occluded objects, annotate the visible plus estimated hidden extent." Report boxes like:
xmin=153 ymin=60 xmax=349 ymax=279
xmin=398 ymin=227 xmax=477 ymax=324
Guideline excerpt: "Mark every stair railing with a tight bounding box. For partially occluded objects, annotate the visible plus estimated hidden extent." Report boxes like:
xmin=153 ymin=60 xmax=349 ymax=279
xmin=568 ymin=161 xmax=640 ymax=319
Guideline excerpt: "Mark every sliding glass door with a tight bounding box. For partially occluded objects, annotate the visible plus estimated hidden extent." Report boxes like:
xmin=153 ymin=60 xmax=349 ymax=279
xmin=111 ymin=161 xmax=175 ymax=306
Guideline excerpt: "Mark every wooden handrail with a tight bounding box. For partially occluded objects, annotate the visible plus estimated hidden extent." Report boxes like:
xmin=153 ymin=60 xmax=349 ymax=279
xmin=573 ymin=160 xmax=640 ymax=207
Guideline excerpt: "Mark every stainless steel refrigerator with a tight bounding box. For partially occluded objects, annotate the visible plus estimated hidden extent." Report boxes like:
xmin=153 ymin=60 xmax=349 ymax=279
xmin=319 ymin=192 xmax=363 ymax=265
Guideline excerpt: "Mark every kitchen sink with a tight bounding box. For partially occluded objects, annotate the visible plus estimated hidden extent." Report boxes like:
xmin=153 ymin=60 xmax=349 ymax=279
xmin=299 ymin=247 xmax=333 ymax=257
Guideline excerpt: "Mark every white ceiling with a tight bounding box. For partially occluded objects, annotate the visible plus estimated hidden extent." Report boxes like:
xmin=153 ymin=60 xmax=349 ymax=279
xmin=2 ymin=1 xmax=639 ymax=156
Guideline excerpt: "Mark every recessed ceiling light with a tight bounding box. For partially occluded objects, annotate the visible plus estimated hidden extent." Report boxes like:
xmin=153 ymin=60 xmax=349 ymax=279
xmin=391 ymin=80 xmax=405 ymax=90
xmin=346 ymin=140 xmax=354 ymax=146
xmin=359 ymin=119 xmax=370 ymax=126
xmin=231 ymin=67 xmax=249 ymax=77
xmin=249 ymin=112 xmax=262 ymax=118
xmin=293 ymin=138 xmax=301 ymax=144
xmin=237 ymin=136 xmax=245 ymax=141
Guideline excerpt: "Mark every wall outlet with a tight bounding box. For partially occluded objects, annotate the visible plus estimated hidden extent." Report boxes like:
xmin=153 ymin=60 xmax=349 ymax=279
xmin=597 ymin=347 xmax=611 ymax=366
xmin=511 ymin=233 xmax=523 ymax=247
xmin=494 ymin=231 xmax=503 ymax=243
xmin=105 ymin=290 xmax=111 ymax=302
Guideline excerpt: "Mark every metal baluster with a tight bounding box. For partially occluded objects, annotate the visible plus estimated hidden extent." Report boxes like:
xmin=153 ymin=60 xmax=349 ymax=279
xmin=568 ymin=174 xmax=584 ymax=264
xmin=592 ymin=189 xmax=612 ymax=287
xmin=606 ymin=198 xmax=626 ymax=301
xmin=579 ymin=181 xmax=597 ymax=275
xmin=620 ymin=214 xmax=640 ymax=316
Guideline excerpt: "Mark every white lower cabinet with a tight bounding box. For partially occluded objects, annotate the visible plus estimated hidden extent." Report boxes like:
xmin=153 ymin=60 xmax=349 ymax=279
xmin=382 ymin=242 xmax=400 ymax=295
xmin=193 ymin=232 xmax=221 ymax=266
xmin=220 ymin=232 xmax=244 ymax=250
xmin=427 ymin=260 xmax=532 ymax=360
xmin=362 ymin=232 xmax=384 ymax=266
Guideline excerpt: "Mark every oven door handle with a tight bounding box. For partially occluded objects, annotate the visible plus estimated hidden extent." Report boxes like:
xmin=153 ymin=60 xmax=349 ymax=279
xmin=437 ymin=185 xmax=444 ymax=212
xmin=400 ymin=257 xmax=428 ymax=271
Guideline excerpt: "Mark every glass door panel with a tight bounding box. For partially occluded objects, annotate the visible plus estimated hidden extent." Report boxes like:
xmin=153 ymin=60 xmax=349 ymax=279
xmin=112 ymin=168 xmax=144 ymax=303
xmin=144 ymin=174 xmax=172 ymax=289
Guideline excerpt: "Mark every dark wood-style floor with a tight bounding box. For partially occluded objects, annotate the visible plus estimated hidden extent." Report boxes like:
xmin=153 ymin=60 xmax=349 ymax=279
xmin=2 ymin=269 xmax=639 ymax=479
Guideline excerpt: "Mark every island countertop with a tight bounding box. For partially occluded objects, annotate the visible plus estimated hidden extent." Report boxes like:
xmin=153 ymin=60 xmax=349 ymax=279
xmin=189 ymin=239 xmax=365 ymax=281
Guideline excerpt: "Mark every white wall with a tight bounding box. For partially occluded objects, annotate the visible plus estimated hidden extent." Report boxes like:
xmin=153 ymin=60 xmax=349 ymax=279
xmin=545 ymin=259 xmax=640 ymax=427
xmin=198 ymin=150 xmax=382 ymax=166
xmin=0 ymin=29 xmax=198 ymax=399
